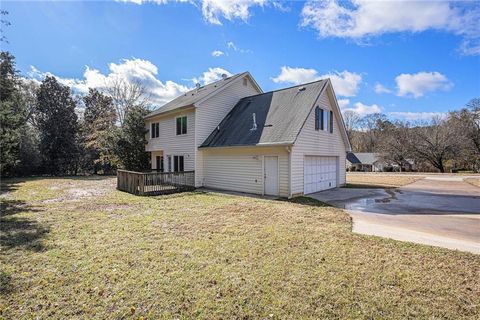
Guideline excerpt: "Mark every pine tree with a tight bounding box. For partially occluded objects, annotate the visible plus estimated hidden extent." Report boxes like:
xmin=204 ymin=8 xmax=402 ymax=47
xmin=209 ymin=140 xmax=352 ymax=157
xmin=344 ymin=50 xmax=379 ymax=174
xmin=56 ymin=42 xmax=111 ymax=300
xmin=113 ymin=105 xmax=150 ymax=171
xmin=82 ymin=88 xmax=116 ymax=174
xmin=0 ymin=51 xmax=26 ymax=176
xmin=36 ymin=76 xmax=79 ymax=175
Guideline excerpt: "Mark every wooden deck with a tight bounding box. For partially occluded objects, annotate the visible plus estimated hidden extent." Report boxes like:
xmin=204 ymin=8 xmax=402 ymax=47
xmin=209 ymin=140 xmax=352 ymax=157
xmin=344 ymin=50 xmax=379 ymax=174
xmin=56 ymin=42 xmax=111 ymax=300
xmin=117 ymin=170 xmax=195 ymax=196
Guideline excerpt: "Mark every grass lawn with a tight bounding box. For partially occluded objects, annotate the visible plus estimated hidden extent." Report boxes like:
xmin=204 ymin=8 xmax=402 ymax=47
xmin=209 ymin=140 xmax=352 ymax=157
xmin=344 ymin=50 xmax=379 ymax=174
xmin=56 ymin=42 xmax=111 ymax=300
xmin=346 ymin=173 xmax=424 ymax=188
xmin=1 ymin=177 xmax=479 ymax=319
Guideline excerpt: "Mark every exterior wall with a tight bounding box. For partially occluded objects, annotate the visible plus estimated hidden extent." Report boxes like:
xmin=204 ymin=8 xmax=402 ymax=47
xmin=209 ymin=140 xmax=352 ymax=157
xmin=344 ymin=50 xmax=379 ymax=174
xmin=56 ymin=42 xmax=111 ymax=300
xmin=195 ymin=76 xmax=261 ymax=186
xmin=291 ymin=90 xmax=348 ymax=195
xmin=145 ymin=108 xmax=196 ymax=171
xmin=201 ymin=146 xmax=290 ymax=197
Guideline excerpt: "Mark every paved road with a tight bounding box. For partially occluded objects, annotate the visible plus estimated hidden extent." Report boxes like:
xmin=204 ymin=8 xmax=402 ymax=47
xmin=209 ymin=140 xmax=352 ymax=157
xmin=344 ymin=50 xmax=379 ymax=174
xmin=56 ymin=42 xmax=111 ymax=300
xmin=309 ymin=176 xmax=480 ymax=254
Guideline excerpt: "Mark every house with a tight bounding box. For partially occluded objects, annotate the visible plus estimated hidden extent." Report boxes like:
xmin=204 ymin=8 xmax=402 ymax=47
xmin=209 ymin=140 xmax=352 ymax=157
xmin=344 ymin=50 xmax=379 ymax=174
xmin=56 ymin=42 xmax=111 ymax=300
xmin=145 ymin=72 xmax=351 ymax=197
xmin=346 ymin=152 xmax=386 ymax=172
xmin=346 ymin=152 xmax=416 ymax=172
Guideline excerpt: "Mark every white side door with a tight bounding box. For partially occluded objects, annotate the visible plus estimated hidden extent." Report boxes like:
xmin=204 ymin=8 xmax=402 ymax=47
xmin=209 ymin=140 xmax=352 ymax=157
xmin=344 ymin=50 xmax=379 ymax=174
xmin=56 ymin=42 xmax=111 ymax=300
xmin=264 ymin=156 xmax=279 ymax=196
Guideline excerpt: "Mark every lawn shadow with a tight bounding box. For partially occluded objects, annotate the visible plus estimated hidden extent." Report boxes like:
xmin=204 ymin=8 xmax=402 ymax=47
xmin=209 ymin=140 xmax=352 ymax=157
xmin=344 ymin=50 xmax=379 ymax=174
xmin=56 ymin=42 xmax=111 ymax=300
xmin=0 ymin=199 xmax=49 ymax=252
xmin=279 ymin=196 xmax=332 ymax=207
xmin=0 ymin=270 xmax=13 ymax=295
xmin=344 ymin=183 xmax=397 ymax=189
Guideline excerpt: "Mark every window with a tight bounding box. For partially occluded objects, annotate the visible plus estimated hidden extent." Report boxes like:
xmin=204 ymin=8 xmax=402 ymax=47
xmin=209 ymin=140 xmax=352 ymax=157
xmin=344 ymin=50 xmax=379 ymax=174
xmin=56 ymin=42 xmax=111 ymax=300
xmin=176 ymin=116 xmax=187 ymax=135
xmin=323 ymin=110 xmax=329 ymax=132
xmin=155 ymin=156 xmax=164 ymax=172
xmin=151 ymin=122 xmax=159 ymax=138
xmin=243 ymin=77 xmax=248 ymax=86
xmin=173 ymin=155 xmax=184 ymax=172
xmin=329 ymin=110 xmax=334 ymax=133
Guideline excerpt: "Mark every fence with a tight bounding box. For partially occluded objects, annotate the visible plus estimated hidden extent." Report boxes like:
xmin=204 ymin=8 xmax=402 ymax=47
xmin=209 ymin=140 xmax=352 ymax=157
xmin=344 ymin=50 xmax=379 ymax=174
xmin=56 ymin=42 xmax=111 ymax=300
xmin=117 ymin=169 xmax=195 ymax=196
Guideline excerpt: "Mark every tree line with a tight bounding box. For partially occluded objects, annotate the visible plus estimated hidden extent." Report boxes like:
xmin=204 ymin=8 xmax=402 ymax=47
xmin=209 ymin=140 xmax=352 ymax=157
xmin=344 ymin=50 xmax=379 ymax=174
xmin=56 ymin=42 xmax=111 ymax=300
xmin=343 ymin=102 xmax=480 ymax=173
xmin=0 ymin=51 xmax=150 ymax=177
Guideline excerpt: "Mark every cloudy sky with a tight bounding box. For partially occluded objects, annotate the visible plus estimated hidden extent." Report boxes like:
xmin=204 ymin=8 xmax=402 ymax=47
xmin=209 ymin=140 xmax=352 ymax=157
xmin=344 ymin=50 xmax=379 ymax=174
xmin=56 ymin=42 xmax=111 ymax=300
xmin=3 ymin=0 xmax=480 ymax=119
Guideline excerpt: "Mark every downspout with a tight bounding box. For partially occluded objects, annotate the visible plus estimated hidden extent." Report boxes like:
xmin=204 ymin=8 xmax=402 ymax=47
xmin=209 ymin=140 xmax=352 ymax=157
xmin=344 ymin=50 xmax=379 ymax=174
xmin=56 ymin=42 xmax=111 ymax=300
xmin=285 ymin=145 xmax=292 ymax=198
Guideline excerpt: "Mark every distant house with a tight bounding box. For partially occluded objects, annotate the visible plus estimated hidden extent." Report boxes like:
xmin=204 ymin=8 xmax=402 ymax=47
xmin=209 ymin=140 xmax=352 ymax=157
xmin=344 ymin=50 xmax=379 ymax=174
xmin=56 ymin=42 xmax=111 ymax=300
xmin=346 ymin=152 xmax=386 ymax=172
xmin=347 ymin=152 xmax=416 ymax=172
xmin=144 ymin=72 xmax=351 ymax=197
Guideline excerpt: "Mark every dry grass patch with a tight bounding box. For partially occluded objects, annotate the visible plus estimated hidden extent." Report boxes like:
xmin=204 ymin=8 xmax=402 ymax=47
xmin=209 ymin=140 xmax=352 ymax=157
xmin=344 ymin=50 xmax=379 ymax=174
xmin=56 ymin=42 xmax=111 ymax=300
xmin=464 ymin=177 xmax=480 ymax=188
xmin=347 ymin=173 xmax=424 ymax=188
xmin=1 ymin=177 xmax=479 ymax=319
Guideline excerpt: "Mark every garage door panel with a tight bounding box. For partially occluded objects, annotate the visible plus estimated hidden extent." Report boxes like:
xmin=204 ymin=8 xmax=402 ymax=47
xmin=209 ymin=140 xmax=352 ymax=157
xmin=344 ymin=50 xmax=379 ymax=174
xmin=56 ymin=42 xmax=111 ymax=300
xmin=304 ymin=156 xmax=338 ymax=194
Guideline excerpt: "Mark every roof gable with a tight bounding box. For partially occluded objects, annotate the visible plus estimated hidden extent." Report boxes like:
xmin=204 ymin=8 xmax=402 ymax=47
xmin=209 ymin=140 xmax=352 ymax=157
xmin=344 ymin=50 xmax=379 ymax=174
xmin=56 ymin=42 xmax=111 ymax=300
xmin=145 ymin=72 xmax=259 ymax=119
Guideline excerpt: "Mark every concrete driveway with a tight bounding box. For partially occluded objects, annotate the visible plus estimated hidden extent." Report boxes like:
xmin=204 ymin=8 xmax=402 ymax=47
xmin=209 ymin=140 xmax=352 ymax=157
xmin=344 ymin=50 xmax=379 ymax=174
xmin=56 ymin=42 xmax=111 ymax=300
xmin=309 ymin=176 xmax=480 ymax=254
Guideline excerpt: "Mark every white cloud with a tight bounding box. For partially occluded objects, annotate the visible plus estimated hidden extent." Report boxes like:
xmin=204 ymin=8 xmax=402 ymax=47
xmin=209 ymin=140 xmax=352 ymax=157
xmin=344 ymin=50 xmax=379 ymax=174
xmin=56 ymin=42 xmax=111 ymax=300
xmin=202 ymin=0 xmax=267 ymax=25
xmin=343 ymin=102 xmax=382 ymax=116
xmin=271 ymin=66 xmax=362 ymax=97
xmin=28 ymin=59 xmax=231 ymax=106
xmin=300 ymin=0 xmax=480 ymax=55
xmin=337 ymin=98 xmax=350 ymax=109
xmin=118 ymin=0 xmax=269 ymax=25
xmin=395 ymin=71 xmax=453 ymax=98
xmin=226 ymin=41 xmax=252 ymax=54
xmin=271 ymin=66 xmax=318 ymax=85
xmin=191 ymin=67 xmax=232 ymax=85
xmin=211 ymin=50 xmax=225 ymax=57
xmin=389 ymin=111 xmax=447 ymax=121
xmin=374 ymin=83 xmax=392 ymax=94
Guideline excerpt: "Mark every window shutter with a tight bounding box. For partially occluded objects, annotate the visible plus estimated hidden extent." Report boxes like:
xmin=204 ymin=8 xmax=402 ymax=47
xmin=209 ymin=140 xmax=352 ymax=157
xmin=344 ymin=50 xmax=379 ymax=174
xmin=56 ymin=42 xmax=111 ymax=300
xmin=320 ymin=108 xmax=324 ymax=130
xmin=315 ymin=107 xmax=320 ymax=130
xmin=151 ymin=123 xmax=155 ymax=138
xmin=330 ymin=111 xmax=333 ymax=133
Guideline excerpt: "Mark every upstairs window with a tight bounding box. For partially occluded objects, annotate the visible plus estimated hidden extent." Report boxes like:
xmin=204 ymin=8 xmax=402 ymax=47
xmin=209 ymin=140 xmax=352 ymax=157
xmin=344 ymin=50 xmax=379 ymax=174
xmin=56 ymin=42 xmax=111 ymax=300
xmin=330 ymin=110 xmax=334 ymax=133
xmin=151 ymin=122 xmax=159 ymax=138
xmin=176 ymin=116 xmax=187 ymax=135
xmin=315 ymin=106 xmax=323 ymax=131
xmin=323 ymin=109 xmax=329 ymax=132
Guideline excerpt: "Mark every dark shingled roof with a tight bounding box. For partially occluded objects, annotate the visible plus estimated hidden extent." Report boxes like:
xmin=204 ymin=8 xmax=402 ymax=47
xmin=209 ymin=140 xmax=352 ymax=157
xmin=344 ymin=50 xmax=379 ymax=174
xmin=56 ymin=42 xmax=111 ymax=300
xmin=145 ymin=72 xmax=248 ymax=119
xmin=200 ymin=79 xmax=328 ymax=148
xmin=346 ymin=152 xmax=361 ymax=164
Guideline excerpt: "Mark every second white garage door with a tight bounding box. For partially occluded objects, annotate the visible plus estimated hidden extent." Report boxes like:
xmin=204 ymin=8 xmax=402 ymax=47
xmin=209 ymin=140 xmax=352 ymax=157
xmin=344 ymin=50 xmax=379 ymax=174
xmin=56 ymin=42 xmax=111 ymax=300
xmin=304 ymin=156 xmax=338 ymax=194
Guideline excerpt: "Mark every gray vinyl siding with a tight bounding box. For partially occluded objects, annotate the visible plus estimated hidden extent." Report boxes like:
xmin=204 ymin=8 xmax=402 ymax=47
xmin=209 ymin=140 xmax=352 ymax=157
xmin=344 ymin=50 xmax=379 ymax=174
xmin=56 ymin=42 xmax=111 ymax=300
xmin=291 ymin=90 xmax=348 ymax=195
xmin=195 ymin=77 xmax=261 ymax=186
xmin=202 ymin=146 xmax=289 ymax=197
xmin=145 ymin=109 xmax=196 ymax=171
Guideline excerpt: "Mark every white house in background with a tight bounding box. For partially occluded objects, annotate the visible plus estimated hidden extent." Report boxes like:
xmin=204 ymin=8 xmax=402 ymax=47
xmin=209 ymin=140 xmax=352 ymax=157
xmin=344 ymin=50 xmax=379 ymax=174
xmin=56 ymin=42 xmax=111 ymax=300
xmin=144 ymin=72 xmax=351 ymax=198
xmin=346 ymin=152 xmax=386 ymax=172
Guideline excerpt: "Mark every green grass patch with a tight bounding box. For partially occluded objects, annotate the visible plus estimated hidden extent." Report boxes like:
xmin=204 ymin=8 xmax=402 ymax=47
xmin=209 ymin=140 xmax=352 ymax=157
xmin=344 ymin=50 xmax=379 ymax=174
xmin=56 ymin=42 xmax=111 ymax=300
xmin=1 ymin=177 xmax=479 ymax=319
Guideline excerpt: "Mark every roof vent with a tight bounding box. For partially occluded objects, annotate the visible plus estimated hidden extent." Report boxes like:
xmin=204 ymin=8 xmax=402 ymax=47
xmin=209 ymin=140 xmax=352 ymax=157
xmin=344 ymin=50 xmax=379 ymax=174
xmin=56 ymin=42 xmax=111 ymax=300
xmin=250 ymin=113 xmax=257 ymax=131
xmin=221 ymin=73 xmax=228 ymax=80
xmin=195 ymin=83 xmax=201 ymax=91
xmin=298 ymin=86 xmax=306 ymax=92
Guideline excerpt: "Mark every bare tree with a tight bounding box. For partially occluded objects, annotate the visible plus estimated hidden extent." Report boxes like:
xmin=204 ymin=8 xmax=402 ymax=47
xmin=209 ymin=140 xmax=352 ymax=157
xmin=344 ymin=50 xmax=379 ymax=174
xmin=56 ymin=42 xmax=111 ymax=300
xmin=448 ymin=98 xmax=480 ymax=171
xmin=19 ymin=79 xmax=39 ymax=126
xmin=410 ymin=117 xmax=457 ymax=173
xmin=343 ymin=110 xmax=361 ymax=143
xmin=378 ymin=120 xmax=412 ymax=171
xmin=105 ymin=78 xmax=150 ymax=125
xmin=358 ymin=113 xmax=388 ymax=152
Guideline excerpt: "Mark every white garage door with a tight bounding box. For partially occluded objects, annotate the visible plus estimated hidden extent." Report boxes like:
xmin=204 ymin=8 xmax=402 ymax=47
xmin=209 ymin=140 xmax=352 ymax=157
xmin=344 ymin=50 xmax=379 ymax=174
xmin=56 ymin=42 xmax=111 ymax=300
xmin=304 ymin=156 xmax=338 ymax=194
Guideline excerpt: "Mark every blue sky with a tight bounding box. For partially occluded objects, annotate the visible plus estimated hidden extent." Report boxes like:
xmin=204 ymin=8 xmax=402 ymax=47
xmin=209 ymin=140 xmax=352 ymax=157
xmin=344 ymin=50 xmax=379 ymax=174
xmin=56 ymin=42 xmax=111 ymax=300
xmin=2 ymin=0 xmax=480 ymax=120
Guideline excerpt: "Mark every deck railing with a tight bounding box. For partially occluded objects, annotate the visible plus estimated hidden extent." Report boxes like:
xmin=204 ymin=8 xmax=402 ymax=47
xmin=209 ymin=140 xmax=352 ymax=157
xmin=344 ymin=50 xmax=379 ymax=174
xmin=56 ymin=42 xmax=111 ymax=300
xmin=117 ymin=169 xmax=195 ymax=196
